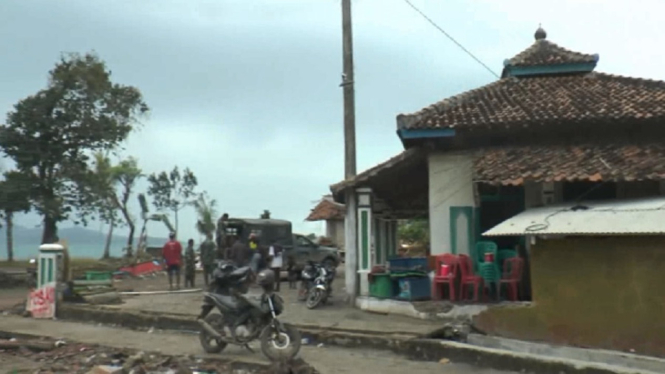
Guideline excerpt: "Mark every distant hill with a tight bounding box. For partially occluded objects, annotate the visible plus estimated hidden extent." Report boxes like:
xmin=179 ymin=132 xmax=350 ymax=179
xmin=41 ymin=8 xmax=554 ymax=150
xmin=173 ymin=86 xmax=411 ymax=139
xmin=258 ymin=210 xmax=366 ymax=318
xmin=0 ymin=225 xmax=163 ymax=259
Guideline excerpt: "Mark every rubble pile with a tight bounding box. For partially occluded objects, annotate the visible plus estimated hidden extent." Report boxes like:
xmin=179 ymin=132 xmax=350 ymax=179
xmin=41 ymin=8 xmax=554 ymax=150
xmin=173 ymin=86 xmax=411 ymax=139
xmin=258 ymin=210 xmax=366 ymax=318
xmin=0 ymin=337 xmax=239 ymax=373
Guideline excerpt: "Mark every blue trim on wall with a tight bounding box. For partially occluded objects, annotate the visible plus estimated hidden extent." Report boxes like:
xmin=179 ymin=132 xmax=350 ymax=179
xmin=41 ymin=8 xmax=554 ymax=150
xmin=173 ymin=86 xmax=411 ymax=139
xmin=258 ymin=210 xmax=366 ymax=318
xmin=397 ymin=128 xmax=456 ymax=140
xmin=504 ymin=62 xmax=597 ymax=77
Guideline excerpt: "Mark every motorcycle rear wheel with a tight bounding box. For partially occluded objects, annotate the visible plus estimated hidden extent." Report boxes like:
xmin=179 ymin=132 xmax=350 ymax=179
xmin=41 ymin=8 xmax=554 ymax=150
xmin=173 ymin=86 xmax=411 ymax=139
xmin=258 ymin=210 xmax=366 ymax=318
xmin=199 ymin=313 xmax=228 ymax=354
xmin=306 ymin=289 xmax=323 ymax=309
xmin=260 ymin=322 xmax=301 ymax=361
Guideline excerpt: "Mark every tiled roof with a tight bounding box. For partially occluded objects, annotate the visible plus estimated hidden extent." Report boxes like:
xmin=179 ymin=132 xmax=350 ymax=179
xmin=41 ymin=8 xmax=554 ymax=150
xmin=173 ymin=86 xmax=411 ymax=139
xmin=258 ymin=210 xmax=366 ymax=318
xmin=330 ymin=148 xmax=424 ymax=194
xmin=505 ymin=39 xmax=598 ymax=67
xmin=306 ymin=199 xmax=345 ymax=221
xmin=396 ymin=72 xmax=665 ymax=131
xmin=474 ymin=143 xmax=665 ymax=186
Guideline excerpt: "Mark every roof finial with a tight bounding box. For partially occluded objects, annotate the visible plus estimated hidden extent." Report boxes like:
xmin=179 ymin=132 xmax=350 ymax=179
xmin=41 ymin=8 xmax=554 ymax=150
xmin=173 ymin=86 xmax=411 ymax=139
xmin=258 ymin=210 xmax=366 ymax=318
xmin=535 ymin=24 xmax=547 ymax=40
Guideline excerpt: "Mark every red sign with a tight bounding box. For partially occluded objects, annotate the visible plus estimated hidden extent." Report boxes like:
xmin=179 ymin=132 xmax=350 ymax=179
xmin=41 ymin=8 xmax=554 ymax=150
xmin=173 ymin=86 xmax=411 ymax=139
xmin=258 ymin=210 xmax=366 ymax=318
xmin=27 ymin=283 xmax=56 ymax=319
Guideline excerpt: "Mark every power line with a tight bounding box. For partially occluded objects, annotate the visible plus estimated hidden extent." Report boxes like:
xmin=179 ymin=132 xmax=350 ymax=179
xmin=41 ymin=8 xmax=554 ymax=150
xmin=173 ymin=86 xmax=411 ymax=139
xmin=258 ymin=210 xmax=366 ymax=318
xmin=403 ymin=0 xmax=500 ymax=79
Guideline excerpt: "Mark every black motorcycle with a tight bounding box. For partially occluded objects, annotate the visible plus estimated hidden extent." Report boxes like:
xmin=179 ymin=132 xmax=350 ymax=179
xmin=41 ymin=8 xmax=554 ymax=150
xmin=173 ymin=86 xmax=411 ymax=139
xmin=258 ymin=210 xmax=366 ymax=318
xmin=299 ymin=261 xmax=336 ymax=309
xmin=297 ymin=261 xmax=318 ymax=302
xmin=197 ymin=261 xmax=301 ymax=361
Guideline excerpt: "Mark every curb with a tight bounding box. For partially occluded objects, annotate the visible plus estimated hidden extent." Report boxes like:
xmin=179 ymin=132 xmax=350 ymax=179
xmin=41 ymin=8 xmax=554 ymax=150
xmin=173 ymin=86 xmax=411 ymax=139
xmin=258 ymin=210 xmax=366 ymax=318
xmin=58 ymin=305 xmax=651 ymax=374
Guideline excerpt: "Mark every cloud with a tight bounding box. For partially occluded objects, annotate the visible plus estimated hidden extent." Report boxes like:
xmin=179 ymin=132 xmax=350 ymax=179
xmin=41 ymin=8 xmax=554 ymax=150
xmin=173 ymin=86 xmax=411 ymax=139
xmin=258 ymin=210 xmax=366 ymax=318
xmin=1 ymin=0 xmax=664 ymax=246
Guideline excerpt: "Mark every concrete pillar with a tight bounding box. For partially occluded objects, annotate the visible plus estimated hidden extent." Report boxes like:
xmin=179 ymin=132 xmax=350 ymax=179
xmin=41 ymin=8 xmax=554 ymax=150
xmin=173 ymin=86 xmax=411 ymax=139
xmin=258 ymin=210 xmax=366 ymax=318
xmin=356 ymin=187 xmax=372 ymax=296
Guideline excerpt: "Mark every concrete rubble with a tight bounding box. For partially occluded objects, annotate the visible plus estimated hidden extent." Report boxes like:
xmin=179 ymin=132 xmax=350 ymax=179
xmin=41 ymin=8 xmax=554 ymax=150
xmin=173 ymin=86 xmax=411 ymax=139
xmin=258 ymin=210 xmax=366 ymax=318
xmin=0 ymin=336 xmax=318 ymax=374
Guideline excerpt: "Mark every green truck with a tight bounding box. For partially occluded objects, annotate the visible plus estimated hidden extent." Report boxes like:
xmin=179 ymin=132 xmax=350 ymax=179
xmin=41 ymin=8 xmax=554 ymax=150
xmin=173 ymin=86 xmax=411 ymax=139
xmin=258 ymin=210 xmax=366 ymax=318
xmin=220 ymin=218 xmax=340 ymax=270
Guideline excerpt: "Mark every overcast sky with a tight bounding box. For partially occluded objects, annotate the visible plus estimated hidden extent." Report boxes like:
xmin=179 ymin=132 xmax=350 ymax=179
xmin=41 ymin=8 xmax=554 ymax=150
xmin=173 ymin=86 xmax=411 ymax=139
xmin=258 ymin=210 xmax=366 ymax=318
xmin=1 ymin=0 xmax=664 ymax=244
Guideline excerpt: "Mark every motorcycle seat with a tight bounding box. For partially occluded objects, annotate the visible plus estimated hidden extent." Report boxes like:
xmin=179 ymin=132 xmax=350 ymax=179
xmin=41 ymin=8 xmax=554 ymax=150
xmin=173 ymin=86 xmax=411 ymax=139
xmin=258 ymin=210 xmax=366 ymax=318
xmin=209 ymin=293 xmax=240 ymax=309
xmin=230 ymin=266 xmax=250 ymax=278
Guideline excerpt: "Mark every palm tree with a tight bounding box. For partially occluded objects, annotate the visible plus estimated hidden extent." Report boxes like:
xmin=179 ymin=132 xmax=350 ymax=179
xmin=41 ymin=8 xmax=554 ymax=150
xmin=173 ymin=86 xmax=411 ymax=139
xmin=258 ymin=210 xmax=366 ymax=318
xmin=193 ymin=192 xmax=218 ymax=238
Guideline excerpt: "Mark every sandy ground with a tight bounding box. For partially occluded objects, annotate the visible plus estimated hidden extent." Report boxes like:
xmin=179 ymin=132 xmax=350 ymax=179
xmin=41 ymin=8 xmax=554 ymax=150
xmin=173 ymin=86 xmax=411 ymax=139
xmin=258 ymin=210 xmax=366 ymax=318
xmin=0 ymin=315 xmax=518 ymax=374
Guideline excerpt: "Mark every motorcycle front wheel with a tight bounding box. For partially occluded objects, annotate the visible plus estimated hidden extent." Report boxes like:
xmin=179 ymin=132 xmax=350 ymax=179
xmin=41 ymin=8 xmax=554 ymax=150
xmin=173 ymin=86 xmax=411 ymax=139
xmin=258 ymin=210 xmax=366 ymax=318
xmin=259 ymin=322 xmax=302 ymax=361
xmin=199 ymin=313 xmax=228 ymax=354
xmin=306 ymin=289 xmax=323 ymax=309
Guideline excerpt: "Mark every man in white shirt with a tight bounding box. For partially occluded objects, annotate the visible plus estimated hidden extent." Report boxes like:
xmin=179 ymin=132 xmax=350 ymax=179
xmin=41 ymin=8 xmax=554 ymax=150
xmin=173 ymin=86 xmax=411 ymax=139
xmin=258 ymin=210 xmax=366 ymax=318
xmin=268 ymin=243 xmax=283 ymax=292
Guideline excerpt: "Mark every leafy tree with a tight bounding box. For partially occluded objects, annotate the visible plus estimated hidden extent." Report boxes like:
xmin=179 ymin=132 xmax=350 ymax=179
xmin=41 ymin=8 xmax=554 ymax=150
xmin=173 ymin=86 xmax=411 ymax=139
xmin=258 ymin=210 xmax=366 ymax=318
xmin=193 ymin=192 xmax=218 ymax=237
xmin=0 ymin=52 xmax=148 ymax=244
xmin=397 ymin=219 xmax=429 ymax=245
xmin=0 ymin=171 xmax=32 ymax=261
xmin=87 ymin=153 xmax=143 ymax=258
xmin=260 ymin=210 xmax=271 ymax=219
xmin=146 ymin=166 xmax=198 ymax=235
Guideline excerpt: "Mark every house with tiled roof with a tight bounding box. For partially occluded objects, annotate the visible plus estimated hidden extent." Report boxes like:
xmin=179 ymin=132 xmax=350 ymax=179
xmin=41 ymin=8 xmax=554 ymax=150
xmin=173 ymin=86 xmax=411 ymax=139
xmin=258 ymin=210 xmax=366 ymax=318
xmin=305 ymin=195 xmax=346 ymax=248
xmin=331 ymin=27 xmax=665 ymax=356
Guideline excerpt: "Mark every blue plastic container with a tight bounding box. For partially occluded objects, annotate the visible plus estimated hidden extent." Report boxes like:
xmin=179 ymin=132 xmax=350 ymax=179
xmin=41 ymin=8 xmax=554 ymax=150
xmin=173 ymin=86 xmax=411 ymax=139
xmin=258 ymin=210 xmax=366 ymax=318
xmin=388 ymin=257 xmax=429 ymax=271
xmin=395 ymin=276 xmax=431 ymax=301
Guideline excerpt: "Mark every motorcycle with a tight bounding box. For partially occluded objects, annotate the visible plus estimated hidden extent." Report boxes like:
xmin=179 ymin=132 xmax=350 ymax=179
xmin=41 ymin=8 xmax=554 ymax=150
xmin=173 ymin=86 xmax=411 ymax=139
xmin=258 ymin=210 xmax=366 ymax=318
xmin=197 ymin=261 xmax=301 ymax=361
xmin=297 ymin=261 xmax=319 ymax=302
xmin=301 ymin=261 xmax=336 ymax=309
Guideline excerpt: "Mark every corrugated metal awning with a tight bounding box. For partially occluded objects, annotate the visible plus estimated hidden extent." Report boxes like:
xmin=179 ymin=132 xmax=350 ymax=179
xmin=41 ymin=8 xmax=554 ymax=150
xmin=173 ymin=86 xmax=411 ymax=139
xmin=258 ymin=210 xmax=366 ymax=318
xmin=483 ymin=197 xmax=665 ymax=236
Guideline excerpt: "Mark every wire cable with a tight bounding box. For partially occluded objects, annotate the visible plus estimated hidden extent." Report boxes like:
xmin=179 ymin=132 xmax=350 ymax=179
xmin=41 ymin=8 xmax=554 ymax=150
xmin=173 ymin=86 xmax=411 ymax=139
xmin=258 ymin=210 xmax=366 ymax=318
xmin=403 ymin=0 xmax=500 ymax=79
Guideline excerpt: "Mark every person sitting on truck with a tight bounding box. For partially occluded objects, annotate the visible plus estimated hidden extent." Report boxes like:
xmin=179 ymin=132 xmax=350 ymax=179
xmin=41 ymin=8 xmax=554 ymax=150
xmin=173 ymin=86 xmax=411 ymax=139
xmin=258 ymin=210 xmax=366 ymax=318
xmin=162 ymin=232 xmax=183 ymax=291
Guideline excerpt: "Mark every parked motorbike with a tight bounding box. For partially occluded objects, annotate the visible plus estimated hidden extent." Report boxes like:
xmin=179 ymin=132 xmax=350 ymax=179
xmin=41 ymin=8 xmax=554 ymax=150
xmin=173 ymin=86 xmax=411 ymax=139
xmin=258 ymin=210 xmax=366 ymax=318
xmin=197 ymin=262 xmax=301 ymax=361
xmin=297 ymin=261 xmax=319 ymax=302
xmin=300 ymin=261 xmax=336 ymax=309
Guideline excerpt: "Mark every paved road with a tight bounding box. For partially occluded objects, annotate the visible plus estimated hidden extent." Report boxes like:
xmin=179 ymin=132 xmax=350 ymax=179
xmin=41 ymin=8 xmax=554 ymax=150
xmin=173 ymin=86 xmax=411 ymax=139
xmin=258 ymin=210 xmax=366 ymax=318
xmin=0 ymin=315 xmax=517 ymax=374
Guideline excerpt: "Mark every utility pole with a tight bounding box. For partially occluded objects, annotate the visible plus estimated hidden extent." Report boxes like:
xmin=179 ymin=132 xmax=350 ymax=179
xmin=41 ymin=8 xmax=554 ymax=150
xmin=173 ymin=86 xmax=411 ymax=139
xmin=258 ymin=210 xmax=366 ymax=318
xmin=341 ymin=0 xmax=358 ymax=306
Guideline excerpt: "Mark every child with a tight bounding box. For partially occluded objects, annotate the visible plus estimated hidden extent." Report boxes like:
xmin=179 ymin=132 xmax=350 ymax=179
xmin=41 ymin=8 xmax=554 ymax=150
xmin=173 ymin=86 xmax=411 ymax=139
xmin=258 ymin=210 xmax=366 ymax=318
xmin=184 ymin=239 xmax=196 ymax=288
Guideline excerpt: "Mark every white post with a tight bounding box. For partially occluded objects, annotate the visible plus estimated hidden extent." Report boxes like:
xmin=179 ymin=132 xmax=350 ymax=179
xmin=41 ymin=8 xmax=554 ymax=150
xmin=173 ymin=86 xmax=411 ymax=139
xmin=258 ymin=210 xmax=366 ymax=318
xmin=356 ymin=188 xmax=372 ymax=296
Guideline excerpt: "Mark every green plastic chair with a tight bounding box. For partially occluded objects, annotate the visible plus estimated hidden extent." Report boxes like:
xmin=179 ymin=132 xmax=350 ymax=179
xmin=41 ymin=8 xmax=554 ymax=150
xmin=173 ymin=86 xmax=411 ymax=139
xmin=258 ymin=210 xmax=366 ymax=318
xmin=478 ymin=262 xmax=500 ymax=300
xmin=474 ymin=241 xmax=498 ymax=271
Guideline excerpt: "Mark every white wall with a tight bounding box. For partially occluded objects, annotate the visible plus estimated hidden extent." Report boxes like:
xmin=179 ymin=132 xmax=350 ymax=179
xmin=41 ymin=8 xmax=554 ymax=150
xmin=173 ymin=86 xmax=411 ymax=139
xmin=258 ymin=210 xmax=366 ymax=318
xmin=428 ymin=151 xmax=475 ymax=255
xmin=326 ymin=219 xmax=345 ymax=249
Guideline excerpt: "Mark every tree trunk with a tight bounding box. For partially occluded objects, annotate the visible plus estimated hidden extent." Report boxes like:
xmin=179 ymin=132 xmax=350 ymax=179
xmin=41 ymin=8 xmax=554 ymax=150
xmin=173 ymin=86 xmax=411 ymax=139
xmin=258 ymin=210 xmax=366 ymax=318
xmin=103 ymin=220 xmax=114 ymax=259
xmin=126 ymin=221 xmax=135 ymax=251
xmin=5 ymin=211 xmax=14 ymax=262
xmin=174 ymin=209 xmax=179 ymax=238
xmin=41 ymin=215 xmax=58 ymax=244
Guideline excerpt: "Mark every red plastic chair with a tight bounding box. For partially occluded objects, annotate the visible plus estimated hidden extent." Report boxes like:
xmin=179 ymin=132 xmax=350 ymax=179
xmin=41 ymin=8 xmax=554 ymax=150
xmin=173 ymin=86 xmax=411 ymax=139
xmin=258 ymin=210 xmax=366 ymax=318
xmin=498 ymin=257 xmax=524 ymax=301
xmin=458 ymin=254 xmax=483 ymax=302
xmin=432 ymin=254 xmax=459 ymax=301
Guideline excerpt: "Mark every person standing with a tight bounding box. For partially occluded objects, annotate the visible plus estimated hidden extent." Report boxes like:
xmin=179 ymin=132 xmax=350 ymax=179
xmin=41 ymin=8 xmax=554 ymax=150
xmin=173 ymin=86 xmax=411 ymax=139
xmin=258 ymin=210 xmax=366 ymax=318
xmin=199 ymin=233 xmax=217 ymax=287
xmin=268 ymin=242 xmax=283 ymax=292
xmin=248 ymin=233 xmax=265 ymax=273
xmin=162 ymin=232 xmax=183 ymax=290
xmin=184 ymin=239 xmax=196 ymax=288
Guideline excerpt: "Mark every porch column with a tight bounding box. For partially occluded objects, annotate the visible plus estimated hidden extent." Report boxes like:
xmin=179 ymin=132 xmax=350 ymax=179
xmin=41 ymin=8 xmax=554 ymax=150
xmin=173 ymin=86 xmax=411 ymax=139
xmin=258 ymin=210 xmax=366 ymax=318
xmin=374 ymin=218 xmax=388 ymax=265
xmin=356 ymin=187 xmax=373 ymax=296
xmin=384 ymin=220 xmax=396 ymax=259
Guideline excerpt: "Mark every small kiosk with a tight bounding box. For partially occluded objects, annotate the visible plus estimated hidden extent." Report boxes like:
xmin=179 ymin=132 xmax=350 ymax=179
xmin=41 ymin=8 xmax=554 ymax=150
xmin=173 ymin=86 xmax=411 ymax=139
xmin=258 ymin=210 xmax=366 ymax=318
xmin=27 ymin=243 xmax=65 ymax=319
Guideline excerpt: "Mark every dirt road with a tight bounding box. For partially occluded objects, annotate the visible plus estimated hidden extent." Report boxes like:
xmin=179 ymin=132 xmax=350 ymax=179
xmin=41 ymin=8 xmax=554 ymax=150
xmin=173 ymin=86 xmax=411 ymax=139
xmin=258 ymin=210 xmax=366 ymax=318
xmin=0 ymin=315 xmax=518 ymax=374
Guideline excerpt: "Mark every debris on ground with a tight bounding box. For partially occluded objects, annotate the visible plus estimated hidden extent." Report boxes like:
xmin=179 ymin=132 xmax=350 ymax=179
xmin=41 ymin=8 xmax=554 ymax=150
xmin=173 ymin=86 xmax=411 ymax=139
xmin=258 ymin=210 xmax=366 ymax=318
xmin=0 ymin=336 xmax=319 ymax=374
